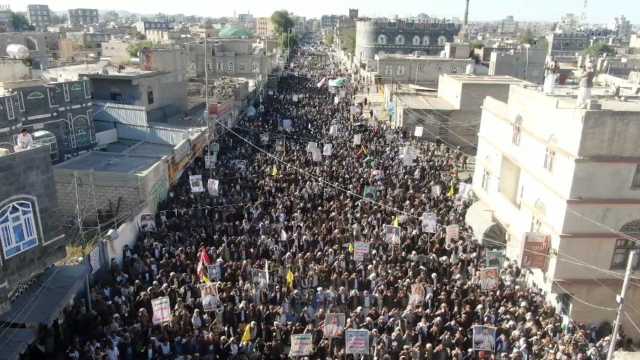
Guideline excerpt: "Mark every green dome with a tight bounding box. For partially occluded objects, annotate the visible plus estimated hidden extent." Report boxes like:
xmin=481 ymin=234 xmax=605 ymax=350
xmin=218 ymin=25 xmax=253 ymax=38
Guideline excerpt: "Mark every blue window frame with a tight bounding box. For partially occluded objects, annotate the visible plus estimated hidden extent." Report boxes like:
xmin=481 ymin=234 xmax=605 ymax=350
xmin=0 ymin=201 xmax=39 ymax=259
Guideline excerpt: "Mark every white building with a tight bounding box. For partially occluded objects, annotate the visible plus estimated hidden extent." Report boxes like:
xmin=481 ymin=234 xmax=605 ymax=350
xmin=468 ymin=85 xmax=640 ymax=337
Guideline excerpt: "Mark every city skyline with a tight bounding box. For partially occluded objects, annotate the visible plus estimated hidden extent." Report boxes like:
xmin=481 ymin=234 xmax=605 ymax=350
xmin=4 ymin=0 xmax=639 ymax=24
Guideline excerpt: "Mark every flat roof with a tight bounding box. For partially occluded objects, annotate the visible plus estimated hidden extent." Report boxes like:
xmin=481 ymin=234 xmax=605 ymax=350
xmin=376 ymin=54 xmax=473 ymax=62
xmin=444 ymin=74 xmax=528 ymax=85
xmin=516 ymin=85 xmax=640 ymax=112
xmin=102 ymin=139 xmax=174 ymax=158
xmin=397 ymin=92 xmax=456 ymax=110
xmin=55 ymin=151 xmax=160 ymax=174
xmin=83 ymin=69 xmax=166 ymax=80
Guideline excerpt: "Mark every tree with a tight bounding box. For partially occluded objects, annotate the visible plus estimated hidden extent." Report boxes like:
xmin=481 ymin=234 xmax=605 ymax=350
xmin=339 ymin=28 xmax=356 ymax=56
xmin=271 ymin=10 xmax=294 ymax=35
xmin=518 ymin=30 xmax=536 ymax=46
xmin=127 ymin=41 xmax=154 ymax=57
xmin=324 ymin=32 xmax=334 ymax=46
xmin=584 ymin=43 xmax=616 ymax=58
xmin=11 ymin=13 xmax=34 ymax=32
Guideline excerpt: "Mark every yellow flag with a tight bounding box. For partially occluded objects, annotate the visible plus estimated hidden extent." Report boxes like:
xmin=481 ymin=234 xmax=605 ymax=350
xmin=392 ymin=216 xmax=400 ymax=227
xmin=201 ymin=274 xmax=210 ymax=284
xmin=348 ymin=243 xmax=354 ymax=253
xmin=271 ymin=165 xmax=278 ymax=177
xmin=241 ymin=324 xmax=252 ymax=345
xmin=286 ymin=270 xmax=294 ymax=290
xmin=447 ymin=184 xmax=455 ymax=198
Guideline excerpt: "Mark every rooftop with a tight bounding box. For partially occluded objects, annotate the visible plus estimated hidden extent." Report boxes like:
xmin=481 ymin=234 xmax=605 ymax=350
xmin=376 ymin=54 xmax=473 ymax=62
xmin=515 ymin=85 xmax=640 ymax=112
xmin=55 ymin=150 xmax=162 ymax=174
xmin=444 ymin=74 xmax=527 ymax=85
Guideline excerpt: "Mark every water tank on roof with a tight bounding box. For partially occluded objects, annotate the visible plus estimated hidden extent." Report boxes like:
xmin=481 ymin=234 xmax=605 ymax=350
xmin=6 ymin=44 xmax=30 ymax=59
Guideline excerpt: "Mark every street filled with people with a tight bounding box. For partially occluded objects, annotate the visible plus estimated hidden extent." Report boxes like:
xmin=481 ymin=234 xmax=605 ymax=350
xmin=35 ymin=44 xmax=627 ymax=360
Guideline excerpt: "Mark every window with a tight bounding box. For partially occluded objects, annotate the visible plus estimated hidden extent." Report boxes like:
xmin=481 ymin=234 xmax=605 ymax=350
xmin=216 ymin=62 xmax=223 ymax=71
xmin=438 ymin=36 xmax=447 ymax=46
xmin=73 ymin=115 xmax=91 ymax=148
xmin=252 ymin=62 xmax=259 ymax=73
xmin=611 ymin=239 xmax=640 ymax=270
xmin=512 ymin=116 xmax=523 ymax=145
xmin=377 ymin=34 xmax=387 ymax=45
xmin=544 ymin=147 xmax=556 ymax=172
xmin=412 ymin=36 xmax=420 ymax=45
xmin=147 ymin=87 xmax=154 ymax=105
xmin=395 ymin=35 xmax=405 ymax=45
xmin=418 ymin=64 xmax=425 ymax=72
xmin=481 ymin=168 xmax=490 ymax=191
xmin=0 ymin=200 xmax=39 ymax=259
xmin=423 ymin=36 xmax=430 ymax=46
xmin=631 ymin=165 xmax=640 ymax=189
xmin=397 ymin=65 xmax=406 ymax=76
xmin=226 ymin=61 xmax=234 ymax=72
xmin=384 ymin=65 xmax=393 ymax=76
xmin=499 ymin=156 xmax=521 ymax=205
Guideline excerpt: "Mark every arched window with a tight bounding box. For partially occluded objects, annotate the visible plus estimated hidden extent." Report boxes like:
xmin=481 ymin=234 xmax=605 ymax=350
xmin=73 ymin=115 xmax=91 ymax=148
xmin=25 ymin=37 xmax=38 ymax=51
xmin=395 ymin=35 xmax=405 ymax=45
xmin=512 ymin=115 xmax=523 ymax=145
xmin=0 ymin=199 xmax=40 ymax=259
xmin=544 ymin=135 xmax=557 ymax=172
xmin=438 ymin=36 xmax=447 ymax=46
xmin=611 ymin=220 xmax=640 ymax=270
xmin=423 ymin=36 xmax=430 ymax=46
xmin=531 ymin=199 xmax=546 ymax=233
xmin=377 ymin=34 xmax=387 ymax=45
xmin=147 ymin=86 xmax=154 ymax=105
xmin=412 ymin=36 xmax=421 ymax=45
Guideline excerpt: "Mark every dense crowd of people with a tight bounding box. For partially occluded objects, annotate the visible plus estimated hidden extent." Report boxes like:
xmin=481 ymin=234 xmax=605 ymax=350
xmin=23 ymin=45 xmax=629 ymax=360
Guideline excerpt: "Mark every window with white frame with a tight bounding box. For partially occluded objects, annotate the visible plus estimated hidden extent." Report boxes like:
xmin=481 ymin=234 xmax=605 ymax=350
xmin=397 ymin=65 xmax=406 ymax=76
xmin=611 ymin=220 xmax=640 ymax=270
xmin=412 ymin=36 xmax=420 ymax=45
xmin=377 ymin=34 xmax=387 ymax=45
xmin=216 ymin=62 xmax=223 ymax=72
xmin=423 ymin=36 xmax=430 ymax=46
xmin=384 ymin=65 xmax=393 ymax=76
xmin=438 ymin=36 xmax=447 ymax=46
xmin=0 ymin=200 xmax=39 ymax=259
xmin=631 ymin=165 xmax=640 ymax=189
xmin=395 ymin=35 xmax=405 ymax=45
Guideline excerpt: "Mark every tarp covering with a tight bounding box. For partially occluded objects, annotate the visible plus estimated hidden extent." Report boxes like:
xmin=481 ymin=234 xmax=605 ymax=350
xmin=0 ymin=328 xmax=36 ymax=360
xmin=328 ymin=78 xmax=347 ymax=87
xmin=0 ymin=264 xmax=90 ymax=327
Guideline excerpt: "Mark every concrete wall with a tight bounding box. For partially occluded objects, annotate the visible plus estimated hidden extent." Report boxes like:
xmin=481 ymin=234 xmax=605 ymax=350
xmin=0 ymin=147 xmax=66 ymax=313
xmin=0 ymin=59 xmax=32 ymax=82
xmin=376 ymin=57 xmax=473 ymax=86
xmin=579 ymin=111 xmax=640 ymax=158
xmin=489 ymin=47 xmax=546 ymax=84
xmin=101 ymin=40 xmax=130 ymax=64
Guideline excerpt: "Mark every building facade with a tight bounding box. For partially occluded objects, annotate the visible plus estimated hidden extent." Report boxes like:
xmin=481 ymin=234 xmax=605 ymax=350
xmin=27 ymin=4 xmax=51 ymax=32
xmin=0 ymin=79 xmax=95 ymax=163
xmin=0 ymin=146 xmax=67 ymax=313
xmin=0 ymin=5 xmax=13 ymax=33
xmin=469 ymin=85 xmax=640 ymax=337
xmin=355 ymin=19 xmax=460 ymax=67
xmin=374 ymin=53 xmax=473 ymax=86
xmin=0 ymin=32 xmax=53 ymax=70
xmin=256 ymin=17 xmax=274 ymax=38
xmin=67 ymin=8 xmax=99 ymax=26
xmin=135 ymin=20 xmax=172 ymax=34
xmin=489 ymin=46 xmax=546 ymax=84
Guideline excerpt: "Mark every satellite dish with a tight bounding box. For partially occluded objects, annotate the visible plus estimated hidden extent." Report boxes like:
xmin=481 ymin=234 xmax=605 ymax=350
xmin=6 ymin=44 xmax=30 ymax=59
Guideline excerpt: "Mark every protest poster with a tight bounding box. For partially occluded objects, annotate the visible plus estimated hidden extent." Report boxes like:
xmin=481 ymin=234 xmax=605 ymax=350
xmin=189 ymin=175 xmax=204 ymax=193
xmin=478 ymin=267 xmax=500 ymax=291
xmin=345 ymin=329 xmax=370 ymax=355
xmin=350 ymin=105 xmax=361 ymax=114
xmin=231 ymin=160 xmax=247 ymax=172
xmin=323 ymin=313 xmax=345 ymax=338
xmin=260 ymin=133 xmax=269 ymax=145
xmin=323 ymin=143 xmax=333 ymax=156
xmin=292 ymin=94 xmax=298 ymax=102
xmin=252 ymin=267 xmax=268 ymax=287
xmin=329 ymin=124 xmax=338 ymax=136
xmin=204 ymin=155 xmax=217 ymax=169
xmin=522 ymin=233 xmax=550 ymax=270
xmin=421 ymin=212 xmax=438 ymax=233
xmin=207 ymin=179 xmax=219 ymax=196
xmin=207 ymin=264 xmax=221 ymax=281
xmin=139 ymin=213 xmax=156 ymax=231
xmin=275 ymin=139 xmax=285 ymax=152
xmin=282 ymin=119 xmax=292 ymax=131
xmin=89 ymin=246 xmax=101 ymax=274
xmin=363 ymin=186 xmax=378 ymax=201
xmin=445 ymin=224 xmax=460 ymax=244
xmin=431 ymin=184 xmax=442 ymax=197
xmin=383 ymin=224 xmax=401 ymax=245
xmin=353 ymin=134 xmax=362 ymax=145
xmin=289 ymin=334 xmax=314 ymax=357
xmin=151 ymin=297 xmax=171 ymax=325
xmin=457 ymin=182 xmax=473 ymax=200
xmin=312 ymin=148 xmax=322 ymax=162
xmin=200 ymin=283 xmax=219 ymax=312
xmin=485 ymin=249 xmax=506 ymax=268
xmin=414 ymin=126 xmax=424 ymax=137
xmin=472 ymin=325 xmax=497 ymax=352
xmin=353 ymin=242 xmax=369 ymax=262
xmin=408 ymin=283 xmax=426 ymax=308
xmin=306 ymin=141 xmax=318 ymax=152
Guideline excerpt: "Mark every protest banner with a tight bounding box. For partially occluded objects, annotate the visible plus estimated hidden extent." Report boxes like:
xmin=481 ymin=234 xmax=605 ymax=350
xmin=260 ymin=133 xmax=269 ymax=145
xmin=200 ymin=283 xmax=219 ymax=312
xmin=363 ymin=186 xmax=378 ymax=201
xmin=231 ymin=160 xmax=247 ymax=172
xmin=312 ymin=148 xmax=322 ymax=162
xmin=431 ymin=184 xmax=442 ymax=197
xmin=275 ymin=139 xmax=285 ymax=152
xmin=478 ymin=267 xmax=500 ymax=291
xmin=323 ymin=143 xmax=333 ymax=156
xmin=204 ymin=155 xmax=217 ymax=169
xmin=457 ymin=182 xmax=473 ymax=200
xmin=189 ymin=175 xmax=204 ymax=193
xmin=383 ymin=224 xmax=401 ymax=245
xmin=408 ymin=283 xmax=426 ymax=308
xmin=353 ymin=134 xmax=362 ymax=145
xmin=323 ymin=313 xmax=345 ymax=338
xmin=421 ymin=212 xmax=437 ymax=233
xmin=414 ymin=126 xmax=424 ymax=137
xmin=329 ymin=124 xmax=338 ymax=136
xmin=282 ymin=119 xmax=292 ymax=131
xmin=252 ymin=267 xmax=268 ymax=287
xmin=207 ymin=264 xmax=221 ymax=281
xmin=485 ymin=249 xmax=506 ymax=268
xmin=151 ymin=296 xmax=171 ymax=325
xmin=289 ymin=334 xmax=314 ymax=356
xmin=139 ymin=213 xmax=156 ymax=231
xmin=472 ymin=325 xmax=497 ymax=352
xmin=353 ymin=242 xmax=369 ymax=262
xmin=89 ymin=246 xmax=101 ymax=274
xmin=207 ymin=179 xmax=219 ymax=197
xmin=345 ymin=329 xmax=370 ymax=355
xmin=522 ymin=233 xmax=551 ymax=270
xmin=445 ymin=224 xmax=460 ymax=244
xmin=306 ymin=142 xmax=318 ymax=153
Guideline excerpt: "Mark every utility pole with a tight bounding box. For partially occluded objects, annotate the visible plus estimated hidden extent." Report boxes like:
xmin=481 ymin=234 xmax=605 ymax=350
xmin=606 ymin=250 xmax=636 ymax=360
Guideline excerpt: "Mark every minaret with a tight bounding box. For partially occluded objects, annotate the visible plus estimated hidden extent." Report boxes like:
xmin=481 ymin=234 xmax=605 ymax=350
xmin=458 ymin=0 xmax=470 ymax=42
xmin=464 ymin=0 xmax=470 ymax=26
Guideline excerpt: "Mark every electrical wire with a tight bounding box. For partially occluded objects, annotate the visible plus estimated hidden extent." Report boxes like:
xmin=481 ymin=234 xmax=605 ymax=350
xmin=553 ymin=281 xmax=617 ymax=311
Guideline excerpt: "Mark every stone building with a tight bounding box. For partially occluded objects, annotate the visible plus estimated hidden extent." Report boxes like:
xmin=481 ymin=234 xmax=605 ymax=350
xmin=355 ymin=19 xmax=460 ymax=67
xmin=0 ymin=146 xmax=66 ymax=313
xmin=0 ymin=32 xmax=55 ymax=70
xmin=27 ymin=4 xmax=52 ymax=32
xmin=67 ymin=8 xmax=99 ymax=26
xmin=0 ymin=78 xmax=94 ymax=163
xmin=489 ymin=45 xmax=546 ymax=84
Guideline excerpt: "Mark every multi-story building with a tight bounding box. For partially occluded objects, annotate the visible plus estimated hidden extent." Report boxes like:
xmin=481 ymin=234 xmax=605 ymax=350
xmin=546 ymin=32 xmax=591 ymax=57
xmin=0 ymin=78 xmax=95 ymax=162
xmin=27 ymin=4 xmax=51 ymax=32
xmin=292 ymin=16 xmax=306 ymax=35
xmin=613 ymin=15 xmax=632 ymax=41
xmin=498 ymin=15 xmax=517 ymax=35
xmin=0 ymin=32 xmax=54 ymax=70
xmin=349 ymin=9 xmax=359 ymax=20
xmin=468 ymin=85 xmax=640 ymax=337
xmin=489 ymin=45 xmax=546 ymax=84
xmin=67 ymin=8 xmax=99 ymax=26
xmin=65 ymin=31 xmax=111 ymax=48
xmin=0 ymin=5 xmax=14 ymax=32
xmin=135 ymin=20 xmax=172 ymax=34
xmin=355 ymin=19 xmax=460 ymax=68
xmin=321 ymin=15 xmax=341 ymax=29
xmin=256 ymin=17 xmax=274 ymax=38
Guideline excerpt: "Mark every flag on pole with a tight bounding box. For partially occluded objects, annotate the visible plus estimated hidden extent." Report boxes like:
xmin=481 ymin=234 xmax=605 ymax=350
xmin=271 ymin=165 xmax=279 ymax=177
xmin=241 ymin=324 xmax=253 ymax=345
xmin=286 ymin=270 xmax=294 ymax=290
xmin=392 ymin=216 xmax=400 ymax=227
xmin=197 ymin=247 xmax=212 ymax=283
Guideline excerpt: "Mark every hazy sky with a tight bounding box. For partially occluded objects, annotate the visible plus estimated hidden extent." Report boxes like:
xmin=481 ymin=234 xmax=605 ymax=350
xmin=5 ymin=0 xmax=639 ymax=24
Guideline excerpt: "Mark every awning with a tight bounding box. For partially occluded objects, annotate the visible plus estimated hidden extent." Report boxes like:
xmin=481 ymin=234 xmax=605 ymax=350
xmin=0 ymin=328 xmax=36 ymax=360
xmin=465 ymin=201 xmax=505 ymax=247
xmin=0 ymin=264 xmax=90 ymax=327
